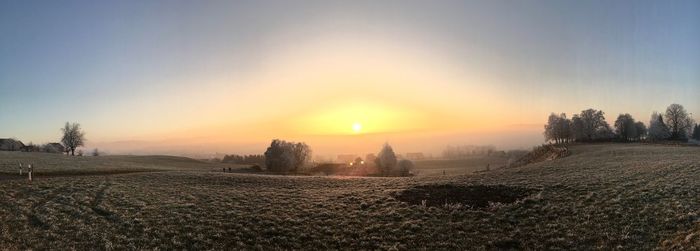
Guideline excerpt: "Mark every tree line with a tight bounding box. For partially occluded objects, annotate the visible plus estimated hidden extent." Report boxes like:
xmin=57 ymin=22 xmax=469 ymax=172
xmin=258 ymin=139 xmax=412 ymax=176
xmin=221 ymin=154 xmax=265 ymax=165
xmin=442 ymin=145 xmax=497 ymax=158
xmin=544 ymin=103 xmax=698 ymax=143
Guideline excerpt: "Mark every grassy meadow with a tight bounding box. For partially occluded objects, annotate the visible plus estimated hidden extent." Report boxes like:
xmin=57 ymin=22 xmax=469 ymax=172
xmin=1 ymin=144 xmax=700 ymax=249
xmin=412 ymin=156 xmax=509 ymax=176
xmin=0 ymin=151 xmax=242 ymax=178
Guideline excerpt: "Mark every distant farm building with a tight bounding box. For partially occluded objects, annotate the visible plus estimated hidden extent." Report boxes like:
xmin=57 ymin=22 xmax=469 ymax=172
xmin=405 ymin=152 xmax=425 ymax=160
xmin=0 ymin=138 xmax=25 ymax=151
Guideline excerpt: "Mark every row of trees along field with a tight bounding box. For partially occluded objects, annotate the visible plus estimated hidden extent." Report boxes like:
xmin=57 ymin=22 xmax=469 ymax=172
xmin=221 ymin=154 xmax=265 ymax=165
xmin=544 ymin=104 xmax=699 ymax=143
xmin=261 ymin=139 xmax=412 ymax=176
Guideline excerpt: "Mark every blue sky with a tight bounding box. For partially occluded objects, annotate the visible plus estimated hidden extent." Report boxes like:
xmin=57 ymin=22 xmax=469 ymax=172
xmin=0 ymin=0 xmax=698 ymax=154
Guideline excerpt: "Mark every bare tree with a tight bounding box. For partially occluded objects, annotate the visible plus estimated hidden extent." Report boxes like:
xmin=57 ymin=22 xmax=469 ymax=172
xmin=664 ymin=104 xmax=693 ymax=140
xmin=61 ymin=122 xmax=86 ymax=156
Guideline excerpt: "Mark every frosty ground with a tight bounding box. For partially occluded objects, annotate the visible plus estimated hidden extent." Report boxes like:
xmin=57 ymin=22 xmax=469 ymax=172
xmin=1 ymin=144 xmax=699 ymax=250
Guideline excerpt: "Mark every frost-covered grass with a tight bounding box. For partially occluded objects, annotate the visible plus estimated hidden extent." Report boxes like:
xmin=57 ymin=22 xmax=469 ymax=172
xmin=0 ymin=151 xmax=240 ymax=177
xmin=412 ymin=156 xmax=509 ymax=176
xmin=1 ymin=144 xmax=699 ymax=249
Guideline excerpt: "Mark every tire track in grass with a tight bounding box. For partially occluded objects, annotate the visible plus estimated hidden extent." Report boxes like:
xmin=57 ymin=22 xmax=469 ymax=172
xmin=90 ymin=178 xmax=120 ymax=222
xmin=0 ymin=182 xmax=73 ymax=229
xmin=23 ymin=183 xmax=76 ymax=229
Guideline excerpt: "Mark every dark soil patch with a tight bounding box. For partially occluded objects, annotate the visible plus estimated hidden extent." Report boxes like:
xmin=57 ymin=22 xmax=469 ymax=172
xmin=394 ymin=184 xmax=534 ymax=209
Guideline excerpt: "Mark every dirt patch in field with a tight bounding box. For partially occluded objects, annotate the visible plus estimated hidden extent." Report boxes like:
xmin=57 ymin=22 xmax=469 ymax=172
xmin=394 ymin=184 xmax=533 ymax=209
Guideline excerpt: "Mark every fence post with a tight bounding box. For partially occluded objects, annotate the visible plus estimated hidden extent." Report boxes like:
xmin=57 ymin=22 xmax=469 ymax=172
xmin=28 ymin=164 xmax=32 ymax=182
xmin=19 ymin=163 xmax=22 ymax=175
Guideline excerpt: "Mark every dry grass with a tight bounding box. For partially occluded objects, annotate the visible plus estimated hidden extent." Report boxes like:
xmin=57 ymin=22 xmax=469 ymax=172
xmin=0 ymin=151 xmax=242 ymax=178
xmin=412 ymin=156 xmax=509 ymax=176
xmin=1 ymin=144 xmax=699 ymax=249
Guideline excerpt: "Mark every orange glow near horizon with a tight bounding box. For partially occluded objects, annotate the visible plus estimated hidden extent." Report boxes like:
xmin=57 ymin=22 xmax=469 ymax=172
xmin=289 ymin=101 xmax=440 ymax=136
xmin=84 ymin=34 xmax=550 ymax=154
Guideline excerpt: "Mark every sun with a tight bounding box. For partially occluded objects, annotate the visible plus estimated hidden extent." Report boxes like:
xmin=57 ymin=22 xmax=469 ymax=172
xmin=352 ymin=122 xmax=362 ymax=133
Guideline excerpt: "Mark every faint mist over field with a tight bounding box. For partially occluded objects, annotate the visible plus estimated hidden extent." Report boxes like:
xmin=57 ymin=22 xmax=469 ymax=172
xmin=90 ymin=125 xmax=542 ymax=157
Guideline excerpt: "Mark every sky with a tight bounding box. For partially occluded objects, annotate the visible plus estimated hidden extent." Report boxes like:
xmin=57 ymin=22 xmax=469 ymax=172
xmin=1 ymin=0 xmax=698 ymax=157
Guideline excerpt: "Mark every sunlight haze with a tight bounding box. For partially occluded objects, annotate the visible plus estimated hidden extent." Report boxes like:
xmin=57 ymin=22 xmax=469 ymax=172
xmin=1 ymin=0 xmax=698 ymax=156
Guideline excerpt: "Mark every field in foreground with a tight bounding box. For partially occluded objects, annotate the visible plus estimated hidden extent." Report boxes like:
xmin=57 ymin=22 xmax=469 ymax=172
xmin=1 ymin=144 xmax=700 ymax=249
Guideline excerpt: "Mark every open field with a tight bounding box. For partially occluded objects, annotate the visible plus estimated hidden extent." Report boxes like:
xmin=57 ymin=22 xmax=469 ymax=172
xmin=413 ymin=156 xmax=509 ymax=176
xmin=1 ymin=144 xmax=700 ymax=249
xmin=0 ymin=151 xmax=243 ymax=178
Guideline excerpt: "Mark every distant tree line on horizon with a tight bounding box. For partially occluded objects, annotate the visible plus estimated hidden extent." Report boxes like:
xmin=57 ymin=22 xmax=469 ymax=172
xmin=544 ymin=103 xmax=699 ymax=144
xmin=221 ymin=154 xmax=265 ymax=165
xmin=226 ymin=139 xmax=413 ymax=177
xmin=442 ymin=145 xmax=496 ymax=158
xmin=441 ymin=144 xmax=529 ymax=162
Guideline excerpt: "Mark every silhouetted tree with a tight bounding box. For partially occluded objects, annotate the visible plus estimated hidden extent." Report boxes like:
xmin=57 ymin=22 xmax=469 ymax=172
xmin=375 ymin=143 xmax=397 ymax=175
xmin=664 ymin=104 xmax=694 ymax=140
xmin=264 ymin=139 xmax=311 ymax=172
xmin=544 ymin=113 xmax=572 ymax=144
xmin=291 ymin=142 xmax=311 ymax=169
xmin=648 ymin=112 xmax=671 ymax=141
xmin=634 ymin=121 xmax=647 ymax=140
xmin=61 ymin=122 xmax=85 ymax=156
xmin=571 ymin=115 xmax=585 ymax=141
xmin=692 ymin=124 xmax=700 ymax=141
xmin=544 ymin=114 xmax=557 ymax=143
xmin=571 ymin=109 xmax=612 ymax=141
xmin=614 ymin=114 xmax=637 ymax=141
